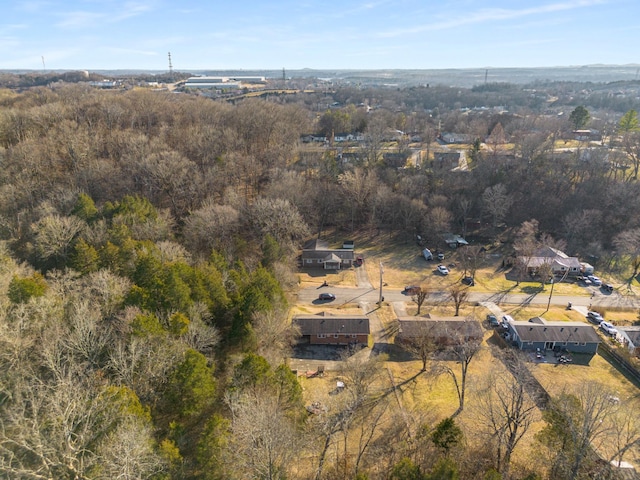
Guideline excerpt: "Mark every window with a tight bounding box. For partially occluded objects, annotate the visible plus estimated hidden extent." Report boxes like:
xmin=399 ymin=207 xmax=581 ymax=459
xmin=351 ymin=334 xmax=357 ymax=338
xmin=334 ymin=334 xmax=339 ymax=338
xmin=318 ymin=334 xmax=325 ymax=338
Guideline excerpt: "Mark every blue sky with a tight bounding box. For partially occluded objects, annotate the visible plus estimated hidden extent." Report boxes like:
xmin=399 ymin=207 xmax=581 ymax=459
xmin=1 ymin=0 xmax=638 ymax=71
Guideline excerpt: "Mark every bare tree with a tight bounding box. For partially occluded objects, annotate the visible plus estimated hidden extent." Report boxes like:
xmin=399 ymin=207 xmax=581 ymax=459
xmin=245 ymin=196 xmax=310 ymax=248
xmin=227 ymin=393 xmax=300 ymax=480
xmin=30 ymin=213 xmax=86 ymax=268
xmin=449 ymin=284 xmax=469 ymax=316
xmin=0 ymin=370 xmax=166 ymax=480
xmin=338 ymin=167 xmax=379 ymax=230
xmin=413 ymin=286 xmax=429 ymax=315
xmin=460 ymin=245 xmax=484 ymax=279
xmin=482 ymin=184 xmax=512 ymax=230
xmin=183 ymin=200 xmax=241 ymax=257
xmin=401 ymin=321 xmax=437 ymax=371
xmin=252 ymin=307 xmax=300 ymax=367
xmin=513 ymin=219 xmax=540 ymax=285
xmin=475 ymin=352 xmax=540 ymax=479
xmin=432 ymin=318 xmax=482 ymax=416
xmin=608 ymin=398 xmax=640 ymax=467
xmin=313 ymin=354 xmax=387 ymax=480
xmin=538 ymin=382 xmax=620 ymax=480
xmin=613 ymin=228 xmax=640 ymax=285
xmin=536 ymin=261 xmax=554 ymax=289
xmin=487 ymin=122 xmax=506 ymax=157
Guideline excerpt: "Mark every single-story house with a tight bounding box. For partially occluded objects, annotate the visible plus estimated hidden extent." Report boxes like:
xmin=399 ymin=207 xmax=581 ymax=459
xmin=439 ymin=132 xmax=473 ymax=144
xmin=300 ymin=239 xmax=355 ymax=269
xmin=334 ymin=132 xmax=365 ymax=143
xmin=617 ymin=326 xmax=640 ymax=357
xmin=293 ymin=312 xmax=370 ymax=346
xmin=517 ymin=246 xmax=582 ymax=277
xmin=505 ymin=318 xmax=601 ymax=356
xmin=301 ymin=134 xmax=328 ymax=143
xmin=396 ymin=316 xmax=483 ymax=347
xmin=443 ymin=233 xmax=469 ymax=249
xmin=573 ymin=129 xmax=602 ymax=142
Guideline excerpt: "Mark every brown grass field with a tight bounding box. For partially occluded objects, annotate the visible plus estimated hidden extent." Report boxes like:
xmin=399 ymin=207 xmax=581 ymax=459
xmin=293 ymin=231 xmax=640 ymax=474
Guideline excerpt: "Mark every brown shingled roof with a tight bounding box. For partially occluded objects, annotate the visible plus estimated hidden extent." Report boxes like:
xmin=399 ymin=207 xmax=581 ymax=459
xmin=293 ymin=314 xmax=370 ymax=336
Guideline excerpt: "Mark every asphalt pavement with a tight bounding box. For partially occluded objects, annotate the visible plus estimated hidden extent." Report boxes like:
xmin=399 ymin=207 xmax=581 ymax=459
xmin=300 ymin=282 xmax=640 ymax=311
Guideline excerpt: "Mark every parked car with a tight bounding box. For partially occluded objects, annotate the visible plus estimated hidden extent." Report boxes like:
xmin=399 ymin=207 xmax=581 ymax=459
xmin=437 ymin=265 xmax=450 ymax=275
xmin=601 ymin=283 xmax=614 ymax=293
xmin=437 ymin=252 xmax=445 ymax=261
xmin=318 ymin=293 xmax=336 ymax=301
xmin=487 ymin=314 xmax=499 ymax=327
xmin=600 ymin=321 xmax=618 ymax=336
xmin=462 ymin=276 xmax=475 ymax=286
xmin=354 ymin=256 xmax=364 ymax=267
xmin=586 ymin=311 xmax=604 ymax=324
xmin=587 ymin=275 xmax=602 ymax=286
xmin=403 ymin=285 xmax=421 ymax=295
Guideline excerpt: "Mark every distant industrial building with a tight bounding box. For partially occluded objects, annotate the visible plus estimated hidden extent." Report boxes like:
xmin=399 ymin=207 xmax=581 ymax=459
xmin=183 ymin=75 xmax=266 ymax=89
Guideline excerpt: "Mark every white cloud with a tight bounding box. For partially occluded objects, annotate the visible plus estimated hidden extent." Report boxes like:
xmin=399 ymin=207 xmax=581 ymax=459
xmin=55 ymin=11 xmax=104 ymax=28
xmin=55 ymin=1 xmax=155 ymax=28
xmin=379 ymin=0 xmax=609 ymax=37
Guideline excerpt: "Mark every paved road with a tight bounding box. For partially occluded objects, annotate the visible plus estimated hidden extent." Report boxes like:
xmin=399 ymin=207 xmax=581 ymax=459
xmin=302 ymin=284 xmax=640 ymax=311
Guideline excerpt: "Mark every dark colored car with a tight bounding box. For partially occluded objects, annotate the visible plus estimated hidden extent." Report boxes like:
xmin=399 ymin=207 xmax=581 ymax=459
xmin=318 ymin=293 xmax=336 ymax=301
xmin=462 ymin=276 xmax=475 ymax=286
xmin=354 ymin=256 xmax=364 ymax=267
xmin=403 ymin=285 xmax=421 ymax=295
xmin=601 ymin=283 xmax=614 ymax=293
xmin=487 ymin=314 xmax=499 ymax=327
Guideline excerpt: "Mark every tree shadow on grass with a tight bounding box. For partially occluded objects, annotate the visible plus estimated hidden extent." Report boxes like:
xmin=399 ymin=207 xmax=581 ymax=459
xmin=521 ymin=285 xmax=544 ymax=295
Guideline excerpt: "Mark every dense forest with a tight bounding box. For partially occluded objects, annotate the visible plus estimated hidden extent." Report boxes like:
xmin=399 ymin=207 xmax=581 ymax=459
xmin=0 ymin=77 xmax=639 ymax=479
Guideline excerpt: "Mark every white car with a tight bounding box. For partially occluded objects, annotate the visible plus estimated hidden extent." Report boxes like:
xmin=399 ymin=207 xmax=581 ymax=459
xmin=437 ymin=265 xmax=449 ymax=275
xmin=587 ymin=275 xmax=602 ymax=286
xmin=600 ymin=321 xmax=618 ymax=336
xmin=586 ymin=311 xmax=604 ymax=324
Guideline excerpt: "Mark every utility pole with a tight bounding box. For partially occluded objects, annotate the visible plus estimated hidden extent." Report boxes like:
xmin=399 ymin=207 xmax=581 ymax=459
xmin=378 ymin=262 xmax=384 ymax=304
xmin=168 ymin=52 xmax=173 ymax=82
xmin=546 ymin=278 xmax=554 ymax=313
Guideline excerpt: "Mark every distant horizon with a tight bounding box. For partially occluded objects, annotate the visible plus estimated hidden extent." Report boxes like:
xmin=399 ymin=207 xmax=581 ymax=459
xmin=3 ymin=1 xmax=639 ymax=71
xmin=3 ymin=63 xmax=640 ymax=74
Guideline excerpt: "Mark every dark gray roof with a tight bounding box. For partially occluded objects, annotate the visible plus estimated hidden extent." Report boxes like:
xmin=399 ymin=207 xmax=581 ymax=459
xmin=302 ymin=239 xmax=355 ymax=260
xmin=303 ymin=239 xmax=329 ymax=250
xmin=618 ymin=327 xmax=640 ymax=347
xmin=396 ymin=317 xmax=483 ymax=340
xmin=294 ymin=314 xmax=370 ymax=335
xmin=511 ymin=322 xmax=601 ymax=344
xmin=301 ymin=250 xmax=355 ymax=260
